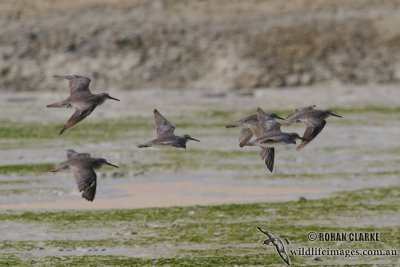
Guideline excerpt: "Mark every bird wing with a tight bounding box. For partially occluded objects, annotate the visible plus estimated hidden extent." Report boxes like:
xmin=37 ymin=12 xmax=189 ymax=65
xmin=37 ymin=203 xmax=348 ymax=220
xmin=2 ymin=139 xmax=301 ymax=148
xmin=225 ymin=114 xmax=258 ymax=128
xmin=239 ymin=128 xmax=254 ymax=147
xmin=54 ymin=75 xmax=92 ymax=95
xmin=276 ymin=247 xmax=291 ymax=266
xmin=266 ymin=121 xmax=281 ymax=132
xmin=286 ymin=105 xmax=316 ymax=121
xmin=297 ymin=119 xmax=326 ymax=150
xmin=256 ymin=107 xmax=269 ymax=121
xmin=295 ymin=105 xmax=316 ymax=113
xmin=59 ymin=106 xmax=96 ymax=135
xmin=67 ymin=149 xmax=91 ymax=159
xmin=248 ymin=121 xmax=265 ymax=138
xmin=154 ymin=109 xmax=175 ymax=137
xmin=253 ymin=131 xmax=285 ymax=144
xmin=260 ymin=147 xmax=274 ymax=172
xmin=70 ymin=163 xmax=97 ymax=201
xmin=275 ymin=239 xmax=291 ymax=266
xmin=257 ymin=226 xmax=273 ymax=239
xmin=256 ymin=108 xmax=281 ymax=134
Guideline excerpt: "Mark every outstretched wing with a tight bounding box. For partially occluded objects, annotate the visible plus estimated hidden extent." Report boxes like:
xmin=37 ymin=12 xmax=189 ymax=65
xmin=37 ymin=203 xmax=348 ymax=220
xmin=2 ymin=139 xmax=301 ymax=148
xmin=59 ymin=106 xmax=96 ymax=135
xmin=67 ymin=149 xmax=91 ymax=159
xmin=154 ymin=109 xmax=175 ymax=137
xmin=286 ymin=105 xmax=316 ymax=121
xmin=297 ymin=119 xmax=326 ymax=150
xmin=260 ymin=147 xmax=274 ymax=172
xmin=257 ymin=226 xmax=290 ymax=266
xmin=294 ymin=105 xmax=316 ymax=113
xmin=239 ymin=128 xmax=253 ymax=147
xmin=70 ymin=163 xmax=97 ymax=201
xmin=225 ymin=114 xmax=258 ymax=128
xmin=276 ymin=248 xmax=291 ymax=266
xmin=253 ymin=131 xmax=287 ymax=145
xmin=256 ymin=108 xmax=281 ymax=135
xmin=257 ymin=226 xmax=273 ymax=239
xmin=54 ymin=75 xmax=91 ymax=94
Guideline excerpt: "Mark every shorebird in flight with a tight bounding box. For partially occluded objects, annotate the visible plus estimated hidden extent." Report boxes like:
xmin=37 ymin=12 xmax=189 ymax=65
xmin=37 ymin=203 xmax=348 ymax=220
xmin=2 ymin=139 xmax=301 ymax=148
xmin=47 ymin=75 xmax=120 ymax=135
xmin=283 ymin=105 xmax=342 ymax=150
xmin=47 ymin=149 xmax=118 ymax=201
xmin=257 ymin=226 xmax=291 ymax=266
xmin=247 ymin=108 xmax=304 ymax=171
xmin=226 ymin=108 xmax=284 ymax=172
xmin=138 ymin=109 xmax=200 ymax=148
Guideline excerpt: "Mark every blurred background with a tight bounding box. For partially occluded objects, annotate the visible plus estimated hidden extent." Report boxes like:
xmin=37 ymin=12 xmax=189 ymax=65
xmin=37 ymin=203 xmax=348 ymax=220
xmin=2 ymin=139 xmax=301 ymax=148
xmin=2 ymin=0 xmax=400 ymax=92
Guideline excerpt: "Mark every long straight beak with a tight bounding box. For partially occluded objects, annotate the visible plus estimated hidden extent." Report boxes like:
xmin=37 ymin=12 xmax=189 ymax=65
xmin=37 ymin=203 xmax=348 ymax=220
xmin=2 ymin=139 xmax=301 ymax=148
xmin=276 ymin=115 xmax=285 ymax=120
xmin=329 ymin=112 xmax=342 ymax=118
xmin=105 ymin=161 xmax=119 ymax=168
xmin=189 ymin=137 xmax=200 ymax=142
xmin=108 ymin=96 xmax=120 ymax=101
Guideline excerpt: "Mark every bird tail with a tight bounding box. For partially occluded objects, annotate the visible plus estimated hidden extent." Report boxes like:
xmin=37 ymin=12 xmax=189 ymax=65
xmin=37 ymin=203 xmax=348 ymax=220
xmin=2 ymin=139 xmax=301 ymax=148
xmin=47 ymin=163 xmax=67 ymax=172
xmin=46 ymin=101 xmax=70 ymax=108
xmin=225 ymin=122 xmax=240 ymax=128
xmin=137 ymin=143 xmax=150 ymax=148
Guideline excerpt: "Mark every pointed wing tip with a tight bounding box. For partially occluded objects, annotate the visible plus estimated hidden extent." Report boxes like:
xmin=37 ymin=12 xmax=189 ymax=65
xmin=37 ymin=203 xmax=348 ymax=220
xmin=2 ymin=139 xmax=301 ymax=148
xmin=59 ymin=126 xmax=69 ymax=135
xmin=257 ymin=226 xmax=268 ymax=234
xmin=83 ymin=196 xmax=94 ymax=202
xmin=296 ymin=141 xmax=309 ymax=150
xmin=82 ymin=191 xmax=95 ymax=202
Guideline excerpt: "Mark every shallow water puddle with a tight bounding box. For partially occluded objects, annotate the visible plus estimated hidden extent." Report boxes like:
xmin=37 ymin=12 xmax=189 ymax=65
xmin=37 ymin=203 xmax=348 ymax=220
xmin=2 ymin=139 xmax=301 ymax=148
xmin=0 ymin=180 xmax=329 ymax=210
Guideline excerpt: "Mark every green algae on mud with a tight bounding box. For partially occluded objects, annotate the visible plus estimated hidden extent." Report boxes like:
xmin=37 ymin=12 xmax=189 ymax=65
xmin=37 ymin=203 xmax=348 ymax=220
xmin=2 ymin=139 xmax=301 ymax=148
xmin=0 ymin=186 xmax=398 ymax=266
xmin=0 ymin=118 xmax=150 ymax=140
xmin=0 ymin=163 xmax=53 ymax=175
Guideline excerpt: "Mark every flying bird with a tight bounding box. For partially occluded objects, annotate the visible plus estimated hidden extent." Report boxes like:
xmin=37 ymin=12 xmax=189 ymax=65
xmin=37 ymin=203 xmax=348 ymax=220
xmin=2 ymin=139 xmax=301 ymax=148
xmin=225 ymin=108 xmax=284 ymax=172
xmin=47 ymin=149 xmax=119 ymax=201
xmin=257 ymin=226 xmax=291 ymax=266
xmin=283 ymin=105 xmax=342 ymax=150
xmin=138 ymin=109 xmax=200 ymax=148
xmin=47 ymin=75 xmax=120 ymax=135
